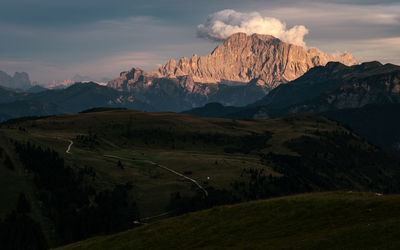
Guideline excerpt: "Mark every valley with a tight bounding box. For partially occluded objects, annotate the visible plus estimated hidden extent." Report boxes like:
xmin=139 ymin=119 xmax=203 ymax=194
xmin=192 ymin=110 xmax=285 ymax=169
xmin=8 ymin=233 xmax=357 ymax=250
xmin=1 ymin=109 xmax=399 ymax=248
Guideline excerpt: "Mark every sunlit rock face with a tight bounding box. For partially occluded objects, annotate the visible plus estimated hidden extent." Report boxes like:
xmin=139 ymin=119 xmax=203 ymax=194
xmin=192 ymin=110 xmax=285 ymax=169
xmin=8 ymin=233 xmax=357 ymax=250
xmin=153 ymin=33 xmax=357 ymax=88
xmin=107 ymin=32 xmax=357 ymax=111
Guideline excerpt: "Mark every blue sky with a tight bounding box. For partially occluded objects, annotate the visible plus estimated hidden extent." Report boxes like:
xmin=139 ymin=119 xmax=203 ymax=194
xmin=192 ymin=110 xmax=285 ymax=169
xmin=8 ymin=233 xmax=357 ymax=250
xmin=1 ymin=0 xmax=399 ymax=83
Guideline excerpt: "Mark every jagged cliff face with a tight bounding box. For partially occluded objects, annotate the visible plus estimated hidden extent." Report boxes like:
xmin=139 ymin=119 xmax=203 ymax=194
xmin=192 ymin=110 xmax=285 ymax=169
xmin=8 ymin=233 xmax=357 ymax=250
xmin=153 ymin=33 xmax=356 ymax=88
xmin=107 ymin=32 xmax=357 ymax=111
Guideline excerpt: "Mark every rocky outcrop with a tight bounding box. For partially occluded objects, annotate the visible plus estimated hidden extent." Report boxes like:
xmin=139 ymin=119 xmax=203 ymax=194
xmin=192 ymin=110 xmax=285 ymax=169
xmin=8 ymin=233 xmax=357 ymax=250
xmin=108 ymin=69 xmax=268 ymax=111
xmin=0 ymin=71 xmax=32 ymax=90
xmin=153 ymin=33 xmax=356 ymax=88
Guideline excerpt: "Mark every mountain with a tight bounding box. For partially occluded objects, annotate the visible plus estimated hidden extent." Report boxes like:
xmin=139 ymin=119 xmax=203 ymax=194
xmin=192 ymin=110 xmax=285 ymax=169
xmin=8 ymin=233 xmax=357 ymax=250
xmin=26 ymin=85 xmax=48 ymax=93
xmin=185 ymin=61 xmax=400 ymax=119
xmin=0 ymin=71 xmax=32 ymax=90
xmin=0 ymin=100 xmax=60 ymax=121
xmin=286 ymin=62 xmax=400 ymax=114
xmin=108 ymin=69 xmax=268 ymax=111
xmin=154 ymin=33 xmax=356 ymax=87
xmin=255 ymin=61 xmax=400 ymax=113
xmin=43 ymin=79 xmax=75 ymax=89
xmin=108 ymin=33 xmax=356 ymax=111
xmin=27 ymin=82 xmax=154 ymax=114
xmin=44 ymin=75 xmax=109 ymax=90
xmin=0 ymin=86 xmax=26 ymax=104
xmin=0 ymin=82 xmax=155 ymax=121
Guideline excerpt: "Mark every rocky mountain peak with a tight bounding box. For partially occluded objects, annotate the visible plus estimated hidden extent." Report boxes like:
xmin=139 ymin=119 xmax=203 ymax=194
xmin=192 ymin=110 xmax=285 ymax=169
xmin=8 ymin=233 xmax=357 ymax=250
xmin=106 ymin=32 xmax=357 ymax=111
xmin=152 ymin=33 xmax=356 ymax=88
xmin=0 ymin=70 xmax=32 ymax=90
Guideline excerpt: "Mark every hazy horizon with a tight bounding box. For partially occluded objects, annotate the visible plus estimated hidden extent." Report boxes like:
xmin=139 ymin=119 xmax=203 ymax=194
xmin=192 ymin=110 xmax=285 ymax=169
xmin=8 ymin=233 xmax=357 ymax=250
xmin=1 ymin=0 xmax=399 ymax=83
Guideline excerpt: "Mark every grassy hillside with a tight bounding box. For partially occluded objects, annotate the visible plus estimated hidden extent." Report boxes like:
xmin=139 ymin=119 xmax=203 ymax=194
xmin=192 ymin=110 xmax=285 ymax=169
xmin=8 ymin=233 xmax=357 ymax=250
xmin=1 ymin=110 xmax=399 ymax=247
xmin=57 ymin=191 xmax=400 ymax=250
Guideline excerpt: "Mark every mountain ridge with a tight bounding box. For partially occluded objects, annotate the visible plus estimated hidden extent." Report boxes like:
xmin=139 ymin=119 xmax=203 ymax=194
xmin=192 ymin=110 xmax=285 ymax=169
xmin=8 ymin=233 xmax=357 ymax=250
xmin=107 ymin=33 xmax=356 ymax=111
xmin=183 ymin=61 xmax=400 ymax=119
xmin=153 ymin=33 xmax=356 ymax=86
xmin=0 ymin=70 xmax=32 ymax=90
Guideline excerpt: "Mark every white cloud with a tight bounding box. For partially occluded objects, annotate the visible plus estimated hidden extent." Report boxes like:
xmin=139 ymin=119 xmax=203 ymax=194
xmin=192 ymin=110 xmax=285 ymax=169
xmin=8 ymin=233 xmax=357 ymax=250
xmin=196 ymin=9 xmax=309 ymax=47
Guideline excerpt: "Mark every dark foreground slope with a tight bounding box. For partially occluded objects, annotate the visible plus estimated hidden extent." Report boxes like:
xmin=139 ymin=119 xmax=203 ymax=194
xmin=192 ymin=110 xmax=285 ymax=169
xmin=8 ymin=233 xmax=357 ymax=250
xmin=57 ymin=192 xmax=400 ymax=250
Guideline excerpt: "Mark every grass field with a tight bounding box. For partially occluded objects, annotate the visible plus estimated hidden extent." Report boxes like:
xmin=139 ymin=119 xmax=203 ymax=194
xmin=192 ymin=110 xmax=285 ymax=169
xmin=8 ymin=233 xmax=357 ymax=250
xmin=56 ymin=191 xmax=400 ymax=250
xmin=0 ymin=111 xmax=344 ymax=218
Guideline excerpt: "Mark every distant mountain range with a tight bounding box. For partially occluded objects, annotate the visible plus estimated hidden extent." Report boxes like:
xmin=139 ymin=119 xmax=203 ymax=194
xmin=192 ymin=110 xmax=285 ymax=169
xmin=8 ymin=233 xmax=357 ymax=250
xmin=0 ymin=82 xmax=154 ymax=121
xmin=43 ymin=74 xmax=110 ymax=89
xmin=0 ymin=70 xmax=32 ymax=90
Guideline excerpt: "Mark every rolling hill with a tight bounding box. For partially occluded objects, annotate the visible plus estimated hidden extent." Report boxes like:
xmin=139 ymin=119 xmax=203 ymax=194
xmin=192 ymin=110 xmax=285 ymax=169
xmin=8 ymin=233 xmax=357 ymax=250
xmin=57 ymin=191 xmax=400 ymax=250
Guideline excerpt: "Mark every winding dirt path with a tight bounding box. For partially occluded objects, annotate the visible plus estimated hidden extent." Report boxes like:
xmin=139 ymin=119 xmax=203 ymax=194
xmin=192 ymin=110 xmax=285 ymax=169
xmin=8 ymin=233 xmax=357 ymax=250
xmin=104 ymin=154 xmax=208 ymax=196
xmin=66 ymin=140 xmax=73 ymax=154
xmin=30 ymin=133 xmax=74 ymax=155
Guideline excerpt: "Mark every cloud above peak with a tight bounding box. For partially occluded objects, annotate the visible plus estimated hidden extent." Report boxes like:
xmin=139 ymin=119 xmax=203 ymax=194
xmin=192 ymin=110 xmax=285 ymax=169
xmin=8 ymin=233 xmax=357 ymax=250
xmin=197 ymin=9 xmax=309 ymax=47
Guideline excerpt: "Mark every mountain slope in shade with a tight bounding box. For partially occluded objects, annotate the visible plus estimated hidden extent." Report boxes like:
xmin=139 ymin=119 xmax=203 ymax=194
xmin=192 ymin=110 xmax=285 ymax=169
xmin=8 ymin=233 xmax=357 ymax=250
xmin=27 ymin=82 xmax=154 ymax=114
xmin=0 ymin=100 xmax=61 ymax=122
xmin=26 ymin=85 xmax=48 ymax=93
xmin=154 ymin=33 xmax=356 ymax=87
xmin=255 ymin=61 xmax=400 ymax=109
xmin=183 ymin=61 xmax=400 ymax=119
xmin=0 ymin=86 xmax=27 ymax=104
xmin=287 ymin=63 xmax=400 ymax=114
xmin=0 ymin=82 xmax=155 ymax=121
xmin=0 ymin=71 xmax=32 ymax=90
xmin=108 ymin=69 xmax=268 ymax=111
